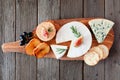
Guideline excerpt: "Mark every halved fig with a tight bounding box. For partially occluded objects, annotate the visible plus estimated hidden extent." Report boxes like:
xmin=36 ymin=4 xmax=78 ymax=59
xmin=74 ymin=36 xmax=83 ymax=47
xmin=25 ymin=38 xmax=41 ymax=56
xmin=34 ymin=43 xmax=50 ymax=58
xmin=36 ymin=21 xmax=56 ymax=41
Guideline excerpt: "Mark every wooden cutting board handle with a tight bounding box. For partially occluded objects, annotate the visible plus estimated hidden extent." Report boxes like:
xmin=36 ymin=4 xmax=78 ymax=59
xmin=1 ymin=18 xmax=114 ymax=60
xmin=1 ymin=41 xmax=84 ymax=60
xmin=1 ymin=41 xmax=25 ymax=53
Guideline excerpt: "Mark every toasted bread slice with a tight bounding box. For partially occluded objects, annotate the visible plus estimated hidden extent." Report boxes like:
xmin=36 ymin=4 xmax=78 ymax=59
xmin=90 ymin=46 xmax=103 ymax=60
xmin=84 ymin=51 xmax=100 ymax=66
xmin=98 ymin=45 xmax=109 ymax=59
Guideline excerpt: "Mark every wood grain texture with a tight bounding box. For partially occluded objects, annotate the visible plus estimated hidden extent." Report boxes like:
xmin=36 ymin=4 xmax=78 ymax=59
xmin=0 ymin=0 xmax=119 ymax=80
xmin=37 ymin=0 xmax=60 ymax=80
xmin=84 ymin=0 xmax=104 ymax=17
xmin=60 ymin=0 xmax=83 ymax=80
xmin=105 ymin=0 xmax=120 ymax=80
xmin=84 ymin=0 xmax=105 ymax=80
xmin=0 ymin=1 xmax=2 ymax=79
xmin=0 ymin=0 xmax=16 ymax=80
xmin=15 ymin=0 xmax=37 ymax=80
xmin=60 ymin=0 xmax=83 ymax=19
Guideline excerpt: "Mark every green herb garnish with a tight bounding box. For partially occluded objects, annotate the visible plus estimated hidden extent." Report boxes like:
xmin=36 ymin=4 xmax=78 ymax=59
xmin=48 ymin=28 xmax=53 ymax=32
xmin=56 ymin=48 xmax=66 ymax=54
xmin=70 ymin=26 xmax=81 ymax=38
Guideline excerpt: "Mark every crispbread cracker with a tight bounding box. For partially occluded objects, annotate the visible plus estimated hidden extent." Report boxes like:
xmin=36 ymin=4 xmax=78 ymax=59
xmin=84 ymin=51 xmax=100 ymax=66
xmin=98 ymin=45 xmax=109 ymax=59
xmin=90 ymin=47 xmax=103 ymax=60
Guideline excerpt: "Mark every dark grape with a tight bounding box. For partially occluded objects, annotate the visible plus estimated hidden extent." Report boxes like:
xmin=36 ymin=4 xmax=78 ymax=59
xmin=20 ymin=40 xmax=25 ymax=46
xmin=23 ymin=32 xmax=29 ymax=40
xmin=19 ymin=32 xmax=33 ymax=46
xmin=19 ymin=35 xmax=26 ymax=41
xmin=28 ymin=32 xmax=33 ymax=38
xmin=22 ymin=32 xmax=28 ymax=36
xmin=19 ymin=35 xmax=23 ymax=40
xmin=25 ymin=38 xmax=30 ymax=43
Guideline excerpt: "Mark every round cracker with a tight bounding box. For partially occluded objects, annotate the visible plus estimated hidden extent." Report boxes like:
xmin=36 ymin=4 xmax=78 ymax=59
xmin=36 ymin=21 xmax=56 ymax=41
xmin=98 ymin=45 xmax=109 ymax=59
xmin=90 ymin=47 xmax=103 ymax=60
xmin=84 ymin=51 xmax=100 ymax=66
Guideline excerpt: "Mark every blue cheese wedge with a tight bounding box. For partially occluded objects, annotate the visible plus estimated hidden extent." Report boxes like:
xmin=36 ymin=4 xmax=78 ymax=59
xmin=88 ymin=19 xmax=114 ymax=43
xmin=50 ymin=45 xmax=68 ymax=59
xmin=56 ymin=21 xmax=92 ymax=58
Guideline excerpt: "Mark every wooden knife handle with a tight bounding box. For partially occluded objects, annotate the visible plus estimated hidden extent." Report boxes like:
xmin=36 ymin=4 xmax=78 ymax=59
xmin=1 ymin=41 xmax=25 ymax=53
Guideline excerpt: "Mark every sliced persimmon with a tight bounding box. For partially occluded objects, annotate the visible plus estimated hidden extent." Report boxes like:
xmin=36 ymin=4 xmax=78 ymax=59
xmin=34 ymin=43 xmax=50 ymax=58
xmin=25 ymin=38 xmax=41 ymax=56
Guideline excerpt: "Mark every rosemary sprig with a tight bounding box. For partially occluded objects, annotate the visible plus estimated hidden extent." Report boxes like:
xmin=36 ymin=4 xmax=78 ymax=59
xmin=56 ymin=48 xmax=66 ymax=54
xmin=70 ymin=26 xmax=81 ymax=38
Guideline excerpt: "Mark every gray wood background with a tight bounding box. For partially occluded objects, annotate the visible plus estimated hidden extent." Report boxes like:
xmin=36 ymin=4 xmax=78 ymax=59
xmin=0 ymin=0 xmax=120 ymax=80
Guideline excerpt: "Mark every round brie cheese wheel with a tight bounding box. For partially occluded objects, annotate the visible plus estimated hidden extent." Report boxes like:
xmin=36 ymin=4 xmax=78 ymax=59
xmin=56 ymin=21 xmax=92 ymax=58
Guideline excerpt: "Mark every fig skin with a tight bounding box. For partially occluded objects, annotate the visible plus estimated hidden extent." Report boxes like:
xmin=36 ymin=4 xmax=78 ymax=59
xmin=74 ymin=36 xmax=83 ymax=47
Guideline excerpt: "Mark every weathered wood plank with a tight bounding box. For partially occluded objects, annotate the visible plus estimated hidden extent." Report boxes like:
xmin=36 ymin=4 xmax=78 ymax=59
xmin=84 ymin=0 xmax=104 ymax=17
xmin=15 ymin=0 xmax=37 ymax=80
xmin=84 ymin=0 xmax=105 ymax=80
xmin=0 ymin=0 xmax=16 ymax=80
xmin=0 ymin=1 xmax=2 ymax=79
xmin=60 ymin=0 xmax=83 ymax=19
xmin=37 ymin=0 xmax=60 ymax=80
xmin=105 ymin=0 xmax=120 ymax=80
xmin=60 ymin=0 xmax=83 ymax=80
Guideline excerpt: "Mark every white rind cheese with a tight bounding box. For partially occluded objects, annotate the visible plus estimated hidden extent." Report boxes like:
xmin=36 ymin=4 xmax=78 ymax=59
xmin=50 ymin=45 xmax=67 ymax=59
xmin=88 ymin=19 xmax=114 ymax=43
xmin=56 ymin=21 xmax=92 ymax=58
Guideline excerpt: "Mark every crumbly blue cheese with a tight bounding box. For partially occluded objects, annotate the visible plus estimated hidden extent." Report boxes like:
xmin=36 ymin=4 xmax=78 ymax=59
xmin=89 ymin=19 xmax=114 ymax=43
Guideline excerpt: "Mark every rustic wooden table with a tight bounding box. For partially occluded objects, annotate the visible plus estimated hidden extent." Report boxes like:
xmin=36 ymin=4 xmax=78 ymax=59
xmin=0 ymin=0 xmax=120 ymax=80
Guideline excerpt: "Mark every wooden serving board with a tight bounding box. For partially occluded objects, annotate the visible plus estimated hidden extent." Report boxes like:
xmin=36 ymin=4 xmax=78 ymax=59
xmin=1 ymin=18 xmax=114 ymax=60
